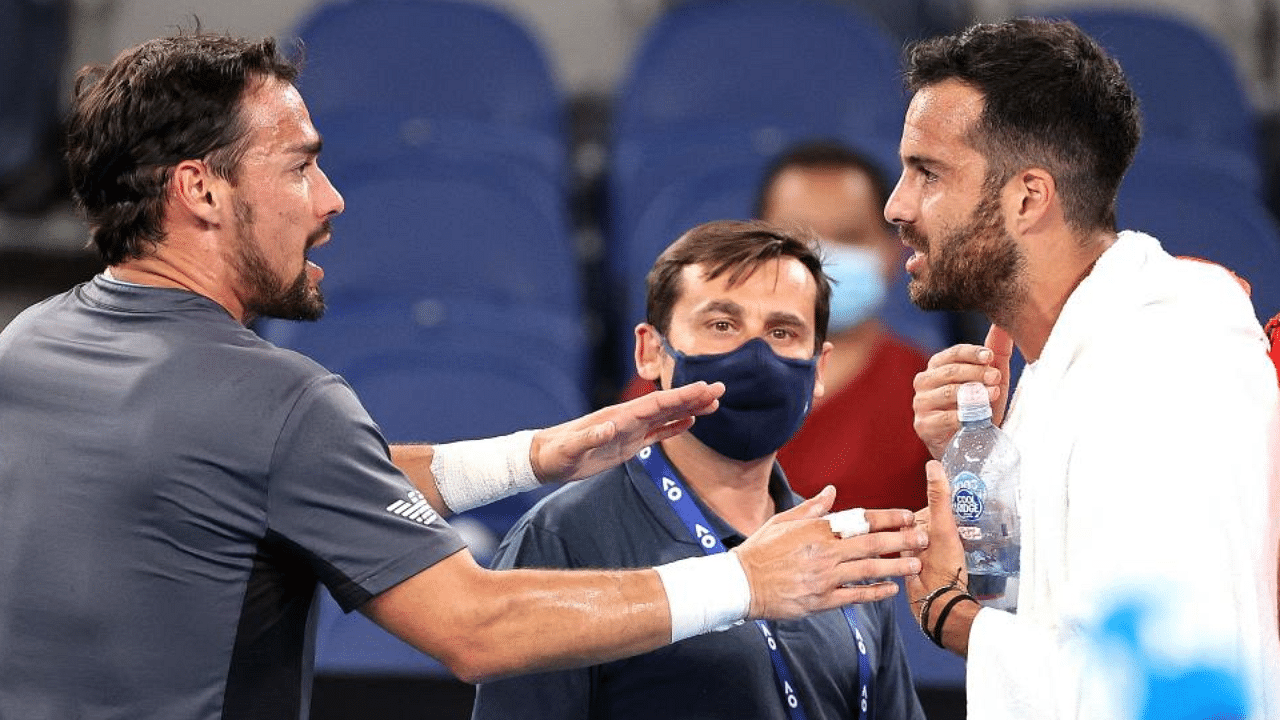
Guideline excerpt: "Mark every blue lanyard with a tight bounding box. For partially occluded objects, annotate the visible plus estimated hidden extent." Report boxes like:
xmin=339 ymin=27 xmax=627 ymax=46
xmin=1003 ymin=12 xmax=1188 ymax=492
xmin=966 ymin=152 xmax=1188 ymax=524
xmin=637 ymin=445 xmax=872 ymax=720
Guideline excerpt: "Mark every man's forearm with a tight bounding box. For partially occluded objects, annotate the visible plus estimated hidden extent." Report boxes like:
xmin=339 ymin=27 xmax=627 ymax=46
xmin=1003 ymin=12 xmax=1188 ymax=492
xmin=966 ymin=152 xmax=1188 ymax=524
xmin=389 ymin=443 xmax=450 ymax=516
xmin=362 ymin=551 xmax=684 ymax=683
xmin=389 ymin=432 xmax=540 ymax=517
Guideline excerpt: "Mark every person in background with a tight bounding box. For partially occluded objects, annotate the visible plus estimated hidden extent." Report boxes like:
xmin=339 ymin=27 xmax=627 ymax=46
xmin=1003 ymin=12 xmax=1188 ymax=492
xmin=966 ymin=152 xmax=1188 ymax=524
xmin=473 ymin=220 xmax=927 ymax=720
xmin=0 ymin=33 xmax=929 ymax=720
xmin=894 ymin=18 xmax=1280 ymax=719
xmin=759 ymin=141 xmax=933 ymax=512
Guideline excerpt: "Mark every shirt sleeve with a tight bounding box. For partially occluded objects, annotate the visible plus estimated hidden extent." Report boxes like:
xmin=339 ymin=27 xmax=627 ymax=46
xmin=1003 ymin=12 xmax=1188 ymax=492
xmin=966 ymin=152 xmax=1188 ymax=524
xmin=267 ymin=374 xmax=466 ymax=611
xmin=471 ymin=516 xmax=593 ymax=720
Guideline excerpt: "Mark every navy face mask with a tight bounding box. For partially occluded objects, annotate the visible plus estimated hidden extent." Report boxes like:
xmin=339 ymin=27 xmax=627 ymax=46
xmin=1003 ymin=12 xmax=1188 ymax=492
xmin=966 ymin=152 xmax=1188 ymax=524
xmin=662 ymin=336 xmax=818 ymax=462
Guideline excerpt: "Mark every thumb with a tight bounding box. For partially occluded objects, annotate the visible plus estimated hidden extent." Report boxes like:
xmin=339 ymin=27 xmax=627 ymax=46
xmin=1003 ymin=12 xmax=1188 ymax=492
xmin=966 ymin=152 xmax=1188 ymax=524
xmin=773 ymin=484 xmax=836 ymax=522
xmin=984 ymin=324 xmax=1014 ymax=425
xmin=924 ymin=461 xmax=957 ymax=536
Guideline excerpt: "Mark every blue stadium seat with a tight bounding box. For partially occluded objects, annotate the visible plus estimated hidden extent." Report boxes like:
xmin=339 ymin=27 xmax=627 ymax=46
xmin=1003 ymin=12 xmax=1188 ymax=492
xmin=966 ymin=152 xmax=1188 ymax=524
xmin=292 ymin=0 xmax=570 ymax=190
xmin=608 ymin=125 xmax=902 ymax=263
xmin=0 ymin=0 xmax=68 ymax=199
xmin=260 ymin=295 xmax=593 ymax=400
xmin=311 ymin=161 xmax=582 ymax=315
xmin=1057 ymin=8 xmax=1260 ymax=174
xmin=314 ymin=109 xmax=570 ymax=192
xmin=292 ymin=0 xmax=564 ymax=137
xmin=607 ymin=0 xmax=908 ymax=249
xmin=1119 ymin=162 xmax=1280 ymax=323
xmin=613 ymin=0 xmax=904 ymax=141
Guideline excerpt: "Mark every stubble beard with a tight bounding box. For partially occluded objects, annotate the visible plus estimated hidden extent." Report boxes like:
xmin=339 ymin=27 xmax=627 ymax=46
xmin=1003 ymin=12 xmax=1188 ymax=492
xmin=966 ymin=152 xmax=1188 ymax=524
xmin=904 ymin=185 xmax=1026 ymax=325
xmin=232 ymin=198 xmax=327 ymax=323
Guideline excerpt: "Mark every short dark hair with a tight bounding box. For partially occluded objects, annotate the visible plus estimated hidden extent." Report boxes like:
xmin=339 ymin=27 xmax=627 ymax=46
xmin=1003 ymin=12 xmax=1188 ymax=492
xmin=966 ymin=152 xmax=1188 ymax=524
xmin=904 ymin=18 xmax=1141 ymax=231
xmin=645 ymin=219 xmax=832 ymax=352
xmin=66 ymin=32 xmax=301 ymax=265
xmin=753 ymin=140 xmax=891 ymax=218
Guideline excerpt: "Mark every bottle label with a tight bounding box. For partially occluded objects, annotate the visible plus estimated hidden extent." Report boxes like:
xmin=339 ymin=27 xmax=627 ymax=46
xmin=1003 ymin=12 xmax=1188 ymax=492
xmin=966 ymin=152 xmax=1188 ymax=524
xmin=951 ymin=471 xmax=986 ymax=523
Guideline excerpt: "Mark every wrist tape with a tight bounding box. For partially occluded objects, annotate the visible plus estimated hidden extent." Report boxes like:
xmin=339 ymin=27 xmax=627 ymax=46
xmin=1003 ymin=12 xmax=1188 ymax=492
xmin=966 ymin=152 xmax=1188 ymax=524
xmin=431 ymin=430 xmax=540 ymax=513
xmin=653 ymin=552 xmax=751 ymax=643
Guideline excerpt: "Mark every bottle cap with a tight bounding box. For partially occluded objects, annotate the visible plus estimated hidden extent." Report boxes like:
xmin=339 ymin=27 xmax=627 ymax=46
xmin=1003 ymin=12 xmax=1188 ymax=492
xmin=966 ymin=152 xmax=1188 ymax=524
xmin=825 ymin=508 xmax=870 ymax=538
xmin=957 ymin=381 xmax=993 ymax=422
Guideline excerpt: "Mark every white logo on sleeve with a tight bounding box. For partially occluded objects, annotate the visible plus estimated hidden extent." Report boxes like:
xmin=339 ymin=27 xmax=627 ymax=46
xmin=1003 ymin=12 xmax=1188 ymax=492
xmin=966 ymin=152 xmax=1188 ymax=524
xmin=385 ymin=490 xmax=440 ymax=525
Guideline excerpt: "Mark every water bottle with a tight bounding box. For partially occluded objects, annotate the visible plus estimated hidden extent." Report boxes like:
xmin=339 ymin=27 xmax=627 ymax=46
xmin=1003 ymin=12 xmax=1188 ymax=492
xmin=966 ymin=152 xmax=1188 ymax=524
xmin=941 ymin=381 xmax=1021 ymax=612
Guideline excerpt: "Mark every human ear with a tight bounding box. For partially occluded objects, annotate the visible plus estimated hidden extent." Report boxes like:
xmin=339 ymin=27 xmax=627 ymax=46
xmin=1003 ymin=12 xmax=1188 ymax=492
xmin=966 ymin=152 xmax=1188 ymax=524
xmin=634 ymin=323 xmax=666 ymax=382
xmin=812 ymin=340 xmax=834 ymax=400
xmin=171 ymin=159 xmax=226 ymax=227
xmin=1011 ymin=167 xmax=1055 ymax=233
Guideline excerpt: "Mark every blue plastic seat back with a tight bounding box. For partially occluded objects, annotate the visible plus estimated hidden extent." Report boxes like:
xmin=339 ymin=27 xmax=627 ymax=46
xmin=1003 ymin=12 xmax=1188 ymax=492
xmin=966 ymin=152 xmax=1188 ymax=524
xmin=1060 ymin=7 xmax=1259 ymax=165
xmin=313 ymin=110 xmax=570 ymax=192
xmin=292 ymin=0 xmax=565 ymax=137
xmin=1119 ymin=163 xmax=1280 ymax=322
xmin=614 ymin=0 xmax=905 ymax=141
xmin=259 ymin=295 xmax=593 ymax=400
xmin=608 ymin=125 xmax=903 ymax=258
xmin=312 ymin=163 xmax=581 ymax=315
xmin=606 ymin=0 xmax=908 ymax=270
xmin=0 ymin=0 xmax=67 ymax=181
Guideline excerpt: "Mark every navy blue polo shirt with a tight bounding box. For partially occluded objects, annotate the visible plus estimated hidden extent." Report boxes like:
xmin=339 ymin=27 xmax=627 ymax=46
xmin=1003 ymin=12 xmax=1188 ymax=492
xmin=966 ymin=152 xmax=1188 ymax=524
xmin=472 ymin=450 xmax=925 ymax=720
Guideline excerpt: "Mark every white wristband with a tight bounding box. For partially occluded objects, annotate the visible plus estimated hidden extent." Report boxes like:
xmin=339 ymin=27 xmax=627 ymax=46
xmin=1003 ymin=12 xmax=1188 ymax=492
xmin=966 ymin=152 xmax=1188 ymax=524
xmin=825 ymin=507 xmax=869 ymax=538
xmin=431 ymin=430 xmax=540 ymax=513
xmin=653 ymin=553 xmax=751 ymax=643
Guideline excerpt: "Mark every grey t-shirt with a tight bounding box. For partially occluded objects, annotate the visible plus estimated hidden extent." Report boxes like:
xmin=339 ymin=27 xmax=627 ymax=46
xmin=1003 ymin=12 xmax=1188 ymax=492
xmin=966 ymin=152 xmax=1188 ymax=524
xmin=0 ymin=276 xmax=465 ymax=720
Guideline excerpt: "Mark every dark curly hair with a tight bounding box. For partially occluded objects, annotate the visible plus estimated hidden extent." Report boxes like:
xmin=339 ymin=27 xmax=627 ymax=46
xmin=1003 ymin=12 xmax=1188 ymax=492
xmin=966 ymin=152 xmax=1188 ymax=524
xmin=905 ymin=18 xmax=1141 ymax=232
xmin=66 ymin=33 xmax=300 ymax=264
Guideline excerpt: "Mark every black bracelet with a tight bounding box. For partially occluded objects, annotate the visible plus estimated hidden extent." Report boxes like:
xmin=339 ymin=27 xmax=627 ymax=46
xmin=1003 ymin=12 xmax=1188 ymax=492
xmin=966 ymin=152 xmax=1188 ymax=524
xmin=928 ymin=592 xmax=977 ymax=649
xmin=916 ymin=582 xmax=957 ymax=640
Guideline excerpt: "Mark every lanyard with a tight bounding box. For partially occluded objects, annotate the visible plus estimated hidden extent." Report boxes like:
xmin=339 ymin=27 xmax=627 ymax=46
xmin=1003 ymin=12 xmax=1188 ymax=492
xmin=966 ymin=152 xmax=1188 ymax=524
xmin=637 ymin=445 xmax=871 ymax=720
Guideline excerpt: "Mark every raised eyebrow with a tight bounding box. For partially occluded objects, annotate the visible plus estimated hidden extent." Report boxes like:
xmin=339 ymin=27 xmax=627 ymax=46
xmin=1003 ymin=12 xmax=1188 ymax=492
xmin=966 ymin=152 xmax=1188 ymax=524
xmin=695 ymin=299 xmax=745 ymax=319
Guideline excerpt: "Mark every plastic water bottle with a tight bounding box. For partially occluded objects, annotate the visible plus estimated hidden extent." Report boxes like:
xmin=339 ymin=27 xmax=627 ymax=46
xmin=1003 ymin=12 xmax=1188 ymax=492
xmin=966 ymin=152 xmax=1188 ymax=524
xmin=941 ymin=381 xmax=1021 ymax=612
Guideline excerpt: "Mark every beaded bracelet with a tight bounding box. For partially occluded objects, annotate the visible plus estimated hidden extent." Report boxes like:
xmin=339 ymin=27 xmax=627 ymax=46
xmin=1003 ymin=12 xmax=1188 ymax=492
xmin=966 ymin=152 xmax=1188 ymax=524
xmin=928 ymin=592 xmax=979 ymax=649
xmin=916 ymin=581 xmax=958 ymax=638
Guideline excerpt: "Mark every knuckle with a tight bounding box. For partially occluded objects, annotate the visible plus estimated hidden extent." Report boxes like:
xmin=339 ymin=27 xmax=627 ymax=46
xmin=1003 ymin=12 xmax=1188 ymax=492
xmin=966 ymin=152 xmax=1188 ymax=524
xmin=912 ymin=369 xmax=933 ymax=391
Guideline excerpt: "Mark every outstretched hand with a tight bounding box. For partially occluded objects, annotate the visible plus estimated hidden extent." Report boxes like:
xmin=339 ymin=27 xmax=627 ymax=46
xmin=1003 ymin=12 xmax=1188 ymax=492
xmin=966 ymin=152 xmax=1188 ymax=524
xmin=529 ymin=381 xmax=724 ymax=483
xmin=734 ymin=487 xmax=928 ymax=619
xmin=912 ymin=324 xmax=1014 ymax=458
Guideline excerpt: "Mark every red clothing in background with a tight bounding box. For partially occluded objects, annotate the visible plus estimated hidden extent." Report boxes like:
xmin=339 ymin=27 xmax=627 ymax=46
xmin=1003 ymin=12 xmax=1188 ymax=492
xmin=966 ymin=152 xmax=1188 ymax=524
xmin=778 ymin=335 xmax=931 ymax=512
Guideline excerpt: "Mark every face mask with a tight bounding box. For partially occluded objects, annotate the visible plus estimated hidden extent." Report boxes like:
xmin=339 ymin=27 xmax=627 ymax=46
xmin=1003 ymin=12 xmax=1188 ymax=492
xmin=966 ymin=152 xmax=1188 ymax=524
xmin=662 ymin=336 xmax=817 ymax=461
xmin=823 ymin=243 xmax=887 ymax=334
